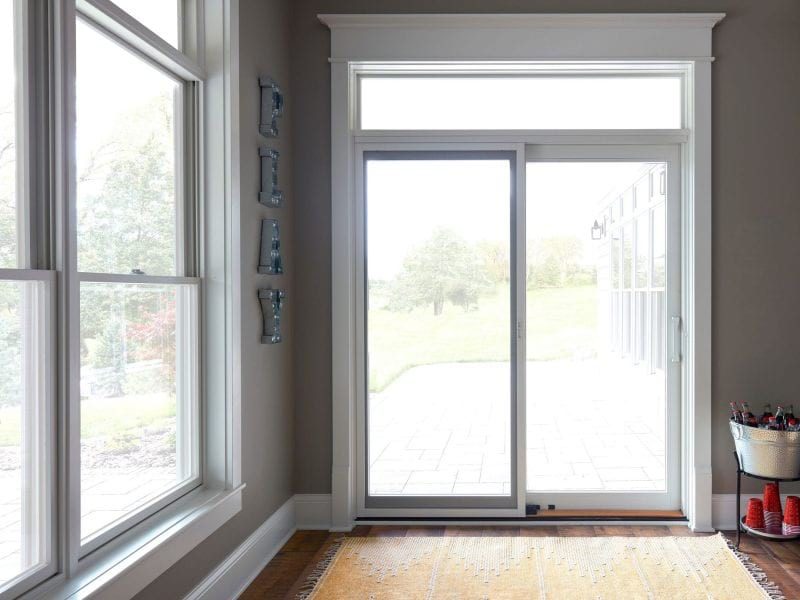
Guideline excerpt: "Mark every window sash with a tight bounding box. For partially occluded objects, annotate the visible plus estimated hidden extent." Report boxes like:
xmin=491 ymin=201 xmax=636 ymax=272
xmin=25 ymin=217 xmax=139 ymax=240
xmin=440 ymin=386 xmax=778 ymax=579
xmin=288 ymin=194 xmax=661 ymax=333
xmin=0 ymin=270 xmax=57 ymax=598
xmin=76 ymin=0 xmax=205 ymax=82
xmin=72 ymin=9 xmax=202 ymax=555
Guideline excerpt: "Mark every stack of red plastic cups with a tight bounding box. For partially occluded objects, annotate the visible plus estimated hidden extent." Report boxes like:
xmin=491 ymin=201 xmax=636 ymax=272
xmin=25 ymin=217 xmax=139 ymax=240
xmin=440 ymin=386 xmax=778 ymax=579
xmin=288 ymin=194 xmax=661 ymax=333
xmin=745 ymin=498 xmax=766 ymax=531
xmin=763 ymin=483 xmax=783 ymax=534
xmin=783 ymin=496 xmax=800 ymax=535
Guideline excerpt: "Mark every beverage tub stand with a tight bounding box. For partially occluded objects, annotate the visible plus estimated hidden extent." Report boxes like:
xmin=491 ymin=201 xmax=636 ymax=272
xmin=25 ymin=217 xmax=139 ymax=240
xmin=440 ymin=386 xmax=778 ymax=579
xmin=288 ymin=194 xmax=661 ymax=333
xmin=734 ymin=451 xmax=800 ymax=548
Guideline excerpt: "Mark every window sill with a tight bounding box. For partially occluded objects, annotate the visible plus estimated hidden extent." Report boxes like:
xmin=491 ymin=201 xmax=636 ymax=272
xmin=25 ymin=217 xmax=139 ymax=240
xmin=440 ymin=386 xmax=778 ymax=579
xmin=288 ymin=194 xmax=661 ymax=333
xmin=24 ymin=485 xmax=244 ymax=600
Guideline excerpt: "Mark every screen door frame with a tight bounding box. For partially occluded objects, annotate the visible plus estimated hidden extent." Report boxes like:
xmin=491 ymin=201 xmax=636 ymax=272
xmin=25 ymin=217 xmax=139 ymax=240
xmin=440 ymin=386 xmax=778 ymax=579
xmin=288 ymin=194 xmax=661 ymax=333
xmin=523 ymin=143 xmax=682 ymax=511
xmin=355 ymin=144 xmax=526 ymax=516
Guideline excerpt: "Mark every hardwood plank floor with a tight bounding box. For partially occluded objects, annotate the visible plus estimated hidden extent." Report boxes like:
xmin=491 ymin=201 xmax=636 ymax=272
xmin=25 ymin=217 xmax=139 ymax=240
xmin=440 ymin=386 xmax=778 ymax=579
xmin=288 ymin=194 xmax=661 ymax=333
xmin=243 ymin=526 xmax=800 ymax=598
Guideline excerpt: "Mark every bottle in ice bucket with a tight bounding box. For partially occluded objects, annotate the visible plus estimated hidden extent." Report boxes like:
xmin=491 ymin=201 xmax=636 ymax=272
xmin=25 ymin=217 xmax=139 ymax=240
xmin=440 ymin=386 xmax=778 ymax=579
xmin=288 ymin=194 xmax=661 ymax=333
xmin=741 ymin=403 xmax=758 ymax=427
xmin=730 ymin=402 xmax=743 ymax=424
xmin=776 ymin=406 xmax=786 ymax=430
xmin=760 ymin=404 xmax=774 ymax=426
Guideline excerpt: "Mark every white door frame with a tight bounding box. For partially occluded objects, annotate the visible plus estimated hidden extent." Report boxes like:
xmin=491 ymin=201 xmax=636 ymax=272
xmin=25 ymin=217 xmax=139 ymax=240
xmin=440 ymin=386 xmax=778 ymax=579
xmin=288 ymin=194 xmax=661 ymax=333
xmin=323 ymin=13 xmax=723 ymax=532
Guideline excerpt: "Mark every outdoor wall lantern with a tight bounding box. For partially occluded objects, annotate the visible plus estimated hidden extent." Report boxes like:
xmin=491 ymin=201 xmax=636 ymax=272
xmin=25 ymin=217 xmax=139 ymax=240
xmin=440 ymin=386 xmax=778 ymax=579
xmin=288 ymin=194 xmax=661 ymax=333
xmin=258 ymin=219 xmax=283 ymax=274
xmin=259 ymin=147 xmax=283 ymax=207
xmin=590 ymin=218 xmax=607 ymax=241
xmin=258 ymin=288 xmax=285 ymax=344
xmin=259 ymin=76 xmax=284 ymax=137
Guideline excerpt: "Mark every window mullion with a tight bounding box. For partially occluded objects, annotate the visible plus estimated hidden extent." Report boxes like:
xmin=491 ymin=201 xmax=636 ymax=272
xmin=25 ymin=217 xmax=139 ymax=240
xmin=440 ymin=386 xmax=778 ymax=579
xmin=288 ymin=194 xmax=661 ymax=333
xmin=53 ymin=0 xmax=82 ymax=577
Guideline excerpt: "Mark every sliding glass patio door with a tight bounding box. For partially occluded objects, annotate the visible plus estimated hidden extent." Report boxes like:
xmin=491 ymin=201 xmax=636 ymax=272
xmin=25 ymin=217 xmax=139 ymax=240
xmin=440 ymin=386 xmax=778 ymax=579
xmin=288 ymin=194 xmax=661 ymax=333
xmin=360 ymin=150 xmax=519 ymax=511
xmin=358 ymin=145 xmax=681 ymax=515
xmin=524 ymin=145 xmax=681 ymax=511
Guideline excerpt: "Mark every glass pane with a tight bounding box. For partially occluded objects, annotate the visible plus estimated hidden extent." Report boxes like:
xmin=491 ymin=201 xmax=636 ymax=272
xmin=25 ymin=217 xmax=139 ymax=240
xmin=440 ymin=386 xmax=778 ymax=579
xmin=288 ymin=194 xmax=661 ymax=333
xmin=366 ymin=158 xmax=512 ymax=496
xmin=0 ymin=280 xmax=49 ymax=586
xmin=635 ymin=213 xmax=649 ymax=288
xmin=635 ymin=291 xmax=647 ymax=363
xmin=110 ymin=0 xmax=180 ymax=47
xmin=361 ymin=76 xmax=682 ymax=130
xmin=652 ymin=204 xmax=666 ymax=287
xmin=76 ymin=20 xmax=180 ymax=276
xmin=80 ymin=282 xmax=197 ymax=541
xmin=622 ymin=189 xmax=633 ymax=217
xmin=622 ymin=223 xmax=632 ymax=289
xmin=0 ymin=3 xmax=18 ymax=268
xmin=633 ymin=173 xmax=648 ymax=209
xmin=610 ymin=234 xmax=620 ymax=289
xmin=526 ymin=162 xmax=667 ymax=493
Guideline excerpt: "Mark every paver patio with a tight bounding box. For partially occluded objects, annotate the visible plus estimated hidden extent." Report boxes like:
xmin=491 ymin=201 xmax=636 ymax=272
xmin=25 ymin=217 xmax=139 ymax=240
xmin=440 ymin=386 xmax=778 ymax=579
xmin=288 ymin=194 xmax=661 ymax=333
xmin=0 ymin=465 xmax=177 ymax=587
xmin=369 ymin=359 xmax=666 ymax=496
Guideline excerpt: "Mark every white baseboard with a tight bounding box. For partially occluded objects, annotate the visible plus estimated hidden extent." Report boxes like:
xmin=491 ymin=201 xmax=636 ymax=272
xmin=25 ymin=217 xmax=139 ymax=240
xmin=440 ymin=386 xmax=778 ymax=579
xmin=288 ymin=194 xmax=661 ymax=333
xmin=712 ymin=493 xmax=794 ymax=530
xmin=185 ymin=496 xmax=297 ymax=600
xmin=295 ymin=494 xmax=333 ymax=530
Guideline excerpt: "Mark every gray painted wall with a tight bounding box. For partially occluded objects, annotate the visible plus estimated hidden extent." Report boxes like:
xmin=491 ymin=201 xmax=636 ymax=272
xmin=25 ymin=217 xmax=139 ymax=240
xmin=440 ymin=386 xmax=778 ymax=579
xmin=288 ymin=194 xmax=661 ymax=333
xmin=134 ymin=0 xmax=295 ymax=597
xmin=139 ymin=1 xmax=800 ymax=594
xmin=289 ymin=0 xmax=800 ymax=496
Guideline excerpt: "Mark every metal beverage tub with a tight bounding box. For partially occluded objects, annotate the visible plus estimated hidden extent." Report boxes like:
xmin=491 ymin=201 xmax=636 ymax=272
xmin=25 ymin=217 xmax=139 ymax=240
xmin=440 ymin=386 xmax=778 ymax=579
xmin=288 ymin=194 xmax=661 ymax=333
xmin=730 ymin=421 xmax=800 ymax=479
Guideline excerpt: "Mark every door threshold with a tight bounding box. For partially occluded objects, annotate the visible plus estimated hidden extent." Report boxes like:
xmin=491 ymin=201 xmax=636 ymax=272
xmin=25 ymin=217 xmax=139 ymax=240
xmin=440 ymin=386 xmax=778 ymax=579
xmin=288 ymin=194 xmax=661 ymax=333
xmin=526 ymin=509 xmax=685 ymax=521
xmin=355 ymin=513 xmax=687 ymax=525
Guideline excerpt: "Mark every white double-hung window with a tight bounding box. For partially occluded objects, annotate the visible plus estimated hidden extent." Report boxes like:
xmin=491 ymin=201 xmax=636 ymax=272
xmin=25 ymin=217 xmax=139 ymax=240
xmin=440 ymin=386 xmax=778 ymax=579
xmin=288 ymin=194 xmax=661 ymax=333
xmin=74 ymin=8 xmax=199 ymax=551
xmin=0 ymin=1 xmax=240 ymax=597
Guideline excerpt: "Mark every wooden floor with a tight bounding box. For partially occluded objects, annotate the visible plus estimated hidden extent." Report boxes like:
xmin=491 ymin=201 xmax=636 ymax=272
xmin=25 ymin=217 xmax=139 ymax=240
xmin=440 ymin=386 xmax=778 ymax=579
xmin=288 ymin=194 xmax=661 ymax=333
xmin=241 ymin=525 xmax=800 ymax=598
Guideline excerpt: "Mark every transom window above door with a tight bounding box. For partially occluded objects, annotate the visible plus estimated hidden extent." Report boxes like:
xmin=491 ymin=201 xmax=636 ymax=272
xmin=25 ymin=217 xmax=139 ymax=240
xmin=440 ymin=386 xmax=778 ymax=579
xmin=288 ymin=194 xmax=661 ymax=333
xmin=358 ymin=70 xmax=684 ymax=130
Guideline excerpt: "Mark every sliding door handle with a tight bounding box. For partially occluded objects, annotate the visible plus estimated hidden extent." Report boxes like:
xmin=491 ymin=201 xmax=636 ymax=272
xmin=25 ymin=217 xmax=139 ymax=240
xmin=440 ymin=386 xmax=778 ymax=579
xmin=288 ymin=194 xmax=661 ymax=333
xmin=670 ymin=316 xmax=682 ymax=363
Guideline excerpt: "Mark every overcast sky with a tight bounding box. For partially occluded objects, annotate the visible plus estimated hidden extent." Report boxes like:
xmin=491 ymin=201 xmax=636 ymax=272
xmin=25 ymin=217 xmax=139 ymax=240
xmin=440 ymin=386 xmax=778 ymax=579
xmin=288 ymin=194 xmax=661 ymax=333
xmin=367 ymin=160 xmax=655 ymax=280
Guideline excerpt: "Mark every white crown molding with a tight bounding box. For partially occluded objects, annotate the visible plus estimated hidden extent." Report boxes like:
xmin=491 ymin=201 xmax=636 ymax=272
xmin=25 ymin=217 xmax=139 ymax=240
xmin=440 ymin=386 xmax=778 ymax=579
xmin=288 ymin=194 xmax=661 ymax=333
xmin=318 ymin=13 xmax=725 ymax=63
xmin=318 ymin=13 xmax=725 ymax=30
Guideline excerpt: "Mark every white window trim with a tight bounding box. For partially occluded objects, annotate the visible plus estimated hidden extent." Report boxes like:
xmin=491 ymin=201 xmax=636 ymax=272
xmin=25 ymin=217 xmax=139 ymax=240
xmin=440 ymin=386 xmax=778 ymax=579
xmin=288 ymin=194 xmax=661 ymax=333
xmin=4 ymin=0 xmax=244 ymax=598
xmin=322 ymin=13 xmax=723 ymax=533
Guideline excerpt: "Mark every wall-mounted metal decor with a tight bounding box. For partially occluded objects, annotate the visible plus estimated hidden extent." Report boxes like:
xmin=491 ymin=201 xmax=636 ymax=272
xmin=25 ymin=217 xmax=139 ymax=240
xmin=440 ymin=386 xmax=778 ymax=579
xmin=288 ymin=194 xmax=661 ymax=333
xmin=258 ymin=219 xmax=283 ymax=274
xmin=259 ymin=147 xmax=283 ymax=207
xmin=259 ymin=76 xmax=284 ymax=137
xmin=258 ymin=288 xmax=285 ymax=344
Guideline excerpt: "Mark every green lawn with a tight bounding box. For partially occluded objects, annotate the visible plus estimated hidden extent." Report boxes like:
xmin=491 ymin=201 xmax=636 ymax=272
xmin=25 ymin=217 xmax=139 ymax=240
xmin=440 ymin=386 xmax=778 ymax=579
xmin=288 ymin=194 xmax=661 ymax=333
xmin=0 ymin=285 xmax=597 ymax=445
xmin=368 ymin=284 xmax=597 ymax=392
xmin=0 ymin=393 xmax=176 ymax=447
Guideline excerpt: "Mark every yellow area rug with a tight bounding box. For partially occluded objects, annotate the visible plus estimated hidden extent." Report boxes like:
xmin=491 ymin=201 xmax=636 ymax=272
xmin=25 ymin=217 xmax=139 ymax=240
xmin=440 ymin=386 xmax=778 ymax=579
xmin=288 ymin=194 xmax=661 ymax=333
xmin=297 ymin=534 xmax=782 ymax=599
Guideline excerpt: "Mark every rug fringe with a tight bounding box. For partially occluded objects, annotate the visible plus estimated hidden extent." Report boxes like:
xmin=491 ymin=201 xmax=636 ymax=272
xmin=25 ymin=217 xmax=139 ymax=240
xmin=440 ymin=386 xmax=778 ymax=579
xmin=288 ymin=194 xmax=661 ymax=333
xmin=721 ymin=533 xmax=786 ymax=600
xmin=295 ymin=536 xmax=345 ymax=600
